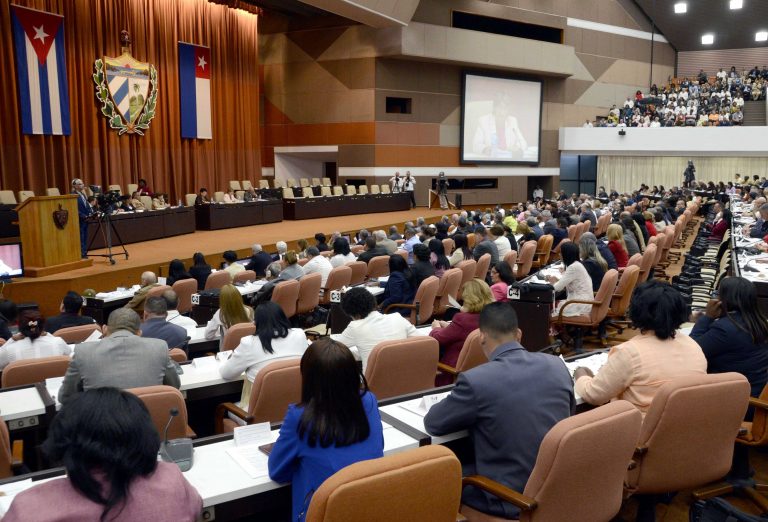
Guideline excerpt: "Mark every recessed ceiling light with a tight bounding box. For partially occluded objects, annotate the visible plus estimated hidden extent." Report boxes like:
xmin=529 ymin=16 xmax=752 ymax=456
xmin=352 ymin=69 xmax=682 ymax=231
xmin=674 ymin=2 xmax=687 ymax=13
xmin=730 ymin=0 xmax=743 ymax=9
xmin=702 ymin=33 xmax=715 ymax=45
xmin=757 ymin=31 xmax=768 ymax=42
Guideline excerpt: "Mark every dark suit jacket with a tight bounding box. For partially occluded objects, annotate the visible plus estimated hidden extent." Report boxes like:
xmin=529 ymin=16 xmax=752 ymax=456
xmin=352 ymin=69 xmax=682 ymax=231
xmin=45 ymin=313 xmax=96 ymax=334
xmin=358 ymin=246 xmax=388 ymax=264
xmin=73 ymin=190 xmax=92 ymax=221
xmin=472 ymin=240 xmax=499 ymax=265
xmin=596 ymin=241 xmax=618 ymax=270
xmin=140 ymin=318 xmax=188 ymax=350
xmin=245 ymin=251 xmax=273 ymax=277
xmin=189 ymin=265 xmax=212 ymax=290
xmin=424 ymin=342 xmax=574 ymax=518
xmin=378 ymin=271 xmax=415 ymax=314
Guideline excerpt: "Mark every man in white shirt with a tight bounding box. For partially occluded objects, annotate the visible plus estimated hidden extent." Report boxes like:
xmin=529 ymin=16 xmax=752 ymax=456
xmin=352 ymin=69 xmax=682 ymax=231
xmin=331 ymin=287 xmax=418 ymax=371
xmin=389 ymin=172 xmax=403 ymax=193
xmin=222 ymin=250 xmax=245 ymax=278
xmin=302 ymin=246 xmax=333 ymax=286
xmin=163 ymin=290 xmax=198 ymax=337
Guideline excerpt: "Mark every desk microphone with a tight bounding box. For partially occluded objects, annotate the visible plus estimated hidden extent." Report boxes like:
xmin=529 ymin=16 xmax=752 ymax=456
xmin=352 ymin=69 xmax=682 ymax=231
xmin=159 ymin=407 xmax=194 ymax=472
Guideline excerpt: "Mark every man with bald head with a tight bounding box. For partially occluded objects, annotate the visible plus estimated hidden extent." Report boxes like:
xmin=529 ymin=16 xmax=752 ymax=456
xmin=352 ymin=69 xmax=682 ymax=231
xmin=124 ymin=271 xmax=159 ymax=315
xmin=58 ymin=308 xmax=180 ymax=404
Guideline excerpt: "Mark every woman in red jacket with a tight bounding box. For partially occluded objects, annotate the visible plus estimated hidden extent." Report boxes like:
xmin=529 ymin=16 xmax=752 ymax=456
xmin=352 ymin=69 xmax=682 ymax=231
xmin=430 ymin=279 xmax=493 ymax=386
xmin=709 ymin=209 xmax=731 ymax=242
xmin=606 ymin=224 xmax=630 ymax=268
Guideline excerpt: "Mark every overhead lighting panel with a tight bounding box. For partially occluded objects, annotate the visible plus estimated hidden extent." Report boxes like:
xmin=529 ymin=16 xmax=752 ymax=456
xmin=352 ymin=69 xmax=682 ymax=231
xmin=674 ymin=2 xmax=687 ymax=13
xmin=757 ymin=31 xmax=768 ymax=42
xmin=730 ymin=0 xmax=743 ymax=9
xmin=701 ymin=34 xmax=715 ymax=45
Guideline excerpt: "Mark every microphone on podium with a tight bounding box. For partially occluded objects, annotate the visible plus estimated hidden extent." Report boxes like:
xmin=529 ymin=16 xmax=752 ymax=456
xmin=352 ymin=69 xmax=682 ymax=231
xmin=159 ymin=407 xmax=194 ymax=471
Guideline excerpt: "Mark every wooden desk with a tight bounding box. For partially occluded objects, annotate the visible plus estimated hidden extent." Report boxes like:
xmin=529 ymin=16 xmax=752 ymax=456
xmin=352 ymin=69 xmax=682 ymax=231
xmin=282 ymin=193 xmax=410 ymax=220
xmin=195 ymin=200 xmax=283 ymax=231
xmin=86 ymin=207 xmax=195 ymax=249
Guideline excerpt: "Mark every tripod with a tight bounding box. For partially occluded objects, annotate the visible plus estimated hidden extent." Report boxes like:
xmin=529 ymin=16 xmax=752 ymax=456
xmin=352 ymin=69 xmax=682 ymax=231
xmin=86 ymin=212 xmax=129 ymax=265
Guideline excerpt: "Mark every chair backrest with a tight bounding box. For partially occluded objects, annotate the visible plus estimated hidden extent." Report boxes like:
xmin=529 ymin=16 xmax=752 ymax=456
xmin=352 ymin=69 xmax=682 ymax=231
xmin=247 ymin=358 xmax=302 ymax=421
xmin=651 ymin=234 xmax=665 ymax=267
xmin=358 ymin=185 xmax=369 ymax=195
xmin=258 ymin=179 xmax=270 ymax=189
xmin=234 ymin=270 xmax=256 ymax=284
xmin=18 ymin=190 xmax=34 ymax=202
xmin=185 ymin=193 xmax=197 ymax=206
xmin=147 ymin=285 xmax=171 ymax=299
xmin=627 ymin=373 xmax=750 ymax=495
xmin=107 ymin=184 xmax=122 ymax=193
xmin=0 ymin=191 xmax=17 ymax=205
xmin=306 ymin=445 xmax=461 ymax=522
xmin=474 ymin=253 xmax=491 ymax=279
xmin=346 ymin=261 xmax=368 ymax=286
xmin=169 ymin=348 xmax=188 ymax=363
xmin=442 ymin=238 xmax=454 ymax=256
xmin=516 ymin=241 xmax=537 ymax=279
xmin=229 ymin=180 xmax=242 ymax=191
xmin=408 ymin=276 xmax=439 ymax=325
xmin=534 ymin=235 xmax=553 ymax=266
xmin=351 ymin=245 xmax=365 ymax=255
xmin=127 ymin=183 xmax=138 ymax=194
xmin=332 ymin=186 xmax=344 ymax=196
xmin=380 ymin=184 xmax=391 ymax=194
xmin=242 ymin=180 xmax=253 ymax=190
xmin=453 ymin=329 xmax=487 ymax=374
xmin=297 ymin=272 xmax=322 ymax=315
xmin=221 ymin=322 xmax=256 ymax=351
xmin=589 ymin=269 xmax=618 ymax=323
xmin=46 ymin=187 xmax=61 ymax=196
xmin=567 ymin=225 xmax=577 ymax=242
xmin=503 ymin=249 xmax=517 ymax=272
xmin=610 ymin=264 xmax=640 ymax=317
xmin=365 ymin=337 xmax=439 ymax=399
xmin=1 ymin=356 xmax=71 ymax=388
xmin=272 ymin=179 xmax=283 ymax=189
xmin=302 ymin=187 xmax=314 ymax=198
xmin=456 ymin=260 xmax=477 ymax=292
xmin=552 ymin=237 xmax=570 ymax=256
xmin=282 ymin=187 xmax=295 ymax=199
xmin=320 ymin=186 xmax=332 ymax=197
xmin=271 ymin=279 xmax=300 ymax=318
xmin=53 ymin=323 xmax=100 ymax=344
xmin=637 ymin=243 xmax=657 ymax=282
xmin=366 ymin=256 xmax=390 ymax=279
xmin=321 ymin=177 xmax=332 ymax=187
xmin=320 ymin=266 xmax=352 ymax=304
xmin=521 ymin=401 xmax=642 ymax=522
xmin=300 ymin=178 xmax=310 ymax=187
xmin=434 ymin=268 xmax=463 ymax=316
xmin=172 ymin=278 xmax=197 ymax=314
xmin=129 ymin=385 xmax=191 ymax=440
xmin=140 ymin=195 xmax=152 ymax=209
xmin=369 ymin=184 xmax=380 ymax=194
xmin=311 ymin=177 xmax=321 ymax=186
xmin=346 ymin=185 xmax=357 ymax=196
xmin=204 ymin=270 xmax=232 ymax=290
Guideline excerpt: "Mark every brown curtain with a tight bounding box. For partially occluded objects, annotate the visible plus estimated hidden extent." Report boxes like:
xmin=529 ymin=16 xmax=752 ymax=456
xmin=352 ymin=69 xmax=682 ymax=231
xmin=0 ymin=0 xmax=260 ymax=200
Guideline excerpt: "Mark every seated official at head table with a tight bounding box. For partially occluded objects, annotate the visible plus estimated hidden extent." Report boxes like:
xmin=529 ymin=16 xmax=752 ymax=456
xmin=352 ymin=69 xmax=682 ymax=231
xmin=2 ymin=387 xmax=202 ymax=521
xmin=58 ymin=308 xmax=181 ymax=404
xmin=268 ymin=338 xmax=384 ymax=522
xmin=194 ymin=187 xmax=210 ymax=205
xmin=574 ymin=281 xmax=707 ymax=415
xmin=0 ymin=310 xmax=71 ymax=370
xmin=424 ymin=302 xmax=574 ymax=520
xmin=45 ymin=291 xmax=96 ymax=334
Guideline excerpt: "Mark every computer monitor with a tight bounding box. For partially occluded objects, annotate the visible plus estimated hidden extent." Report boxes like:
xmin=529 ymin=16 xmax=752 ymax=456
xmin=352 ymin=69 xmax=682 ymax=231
xmin=0 ymin=243 xmax=24 ymax=277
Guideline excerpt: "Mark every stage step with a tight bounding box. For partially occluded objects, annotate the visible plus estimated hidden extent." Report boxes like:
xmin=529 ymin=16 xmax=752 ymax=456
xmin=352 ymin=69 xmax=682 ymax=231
xmin=743 ymin=100 xmax=766 ymax=126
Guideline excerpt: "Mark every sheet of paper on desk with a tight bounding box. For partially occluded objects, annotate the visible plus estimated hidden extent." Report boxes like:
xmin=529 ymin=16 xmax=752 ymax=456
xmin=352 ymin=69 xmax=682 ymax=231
xmin=234 ymin=422 xmax=272 ymax=447
xmin=225 ymin=445 xmax=270 ymax=479
xmin=192 ymin=355 xmax=218 ymax=372
xmin=83 ymin=329 xmax=102 ymax=343
xmin=399 ymin=391 xmax=451 ymax=417
xmin=46 ymin=376 xmax=64 ymax=404
xmin=0 ymin=478 xmax=33 ymax=515
xmin=561 ymin=352 xmax=609 ymax=378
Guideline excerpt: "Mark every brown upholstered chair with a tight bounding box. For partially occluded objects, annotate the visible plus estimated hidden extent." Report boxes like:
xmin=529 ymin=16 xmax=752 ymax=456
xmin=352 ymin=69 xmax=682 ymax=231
xmin=128 ymin=385 xmax=196 ymax=439
xmin=320 ymin=266 xmax=352 ymax=306
xmin=567 ymin=225 xmax=577 ymax=242
xmin=221 ymin=322 xmax=256 ymax=351
xmin=434 ymin=268 xmax=463 ymax=317
xmin=204 ymin=270 xmax=232 ymax=290
xmin=346 ymin=261 xmax=368 ymax=286
xmin=503 ymin=250 xmax=517 ymax=273
xmin=1 ymin=356 xmax=71 ymax=388
xmin=234 ymin=270 xmax=256 ymax=284
xmin=366 ymin=255 xmax=390 ymax=279
xmin=172 ymin=278 xmax=197 ymax=314
xmin=549 ymin=237 xmax=570 ymax=262
xmin=351 ymin=245 xmax=365 ymax=255
xmin=0 ymin=418 xmax=23 ymax=479
xmin=168 ymin=348 xmax=188 ymax=363
xmin=296 ymin=272 xmax=322 ymax=315
xmin=396 ymin=249 xmax=408 ymax=264
xmin=531 ymin=234 xmax=553 ymax=269
xmin=216 ymin=358 xmax=302 ymax=432
xmin=515 ymin=241 xmax=537 ymax=280
xmin=442 ymin=238 xmax=455 ymax=256
xmin=436 ymin=329 xmax=486 ymax=384
xmin=474 ymin=253 xmax=492 ymax=280
xmin=384 ymin=276 xmax=439 ymax=326
xmin=53 ymin=323 xmax=100 ymax=344
xmin=633 ymin=243 xmax=657 ymax=283
xmin=305 ymin=445 xmax=462 ymax=522
xmin=271 ymin=279 xmax=300 ymax=318
xmin=455 ymin=260 xmax=477 ymax=301
xmin=602 ymin=264 xmax=641 ymax=338
xmin=460 ymin=401 xmax=642 ymax=522
xmin=147 ymin=284 xmax=171 ymax=299
xmin=625 ymin=373 xmax=749 ymax=514
xmin=364 ymin=337 xmax=439 ymax=400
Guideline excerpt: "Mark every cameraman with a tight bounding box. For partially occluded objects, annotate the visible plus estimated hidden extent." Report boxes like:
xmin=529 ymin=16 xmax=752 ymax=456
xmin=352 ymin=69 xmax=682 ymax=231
xmin=71 ymin=179 xmax=93 ymax=258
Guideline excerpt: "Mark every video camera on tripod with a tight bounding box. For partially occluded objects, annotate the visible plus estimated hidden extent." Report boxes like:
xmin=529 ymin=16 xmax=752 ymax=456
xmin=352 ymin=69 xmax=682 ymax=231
xmin=90 ymin=185 xmax=125 ymax=215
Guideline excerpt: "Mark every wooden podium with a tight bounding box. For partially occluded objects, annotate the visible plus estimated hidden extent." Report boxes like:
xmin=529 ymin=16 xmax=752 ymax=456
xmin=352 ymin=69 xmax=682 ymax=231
xmin=15 ymin=195 xmax=92 ymax=277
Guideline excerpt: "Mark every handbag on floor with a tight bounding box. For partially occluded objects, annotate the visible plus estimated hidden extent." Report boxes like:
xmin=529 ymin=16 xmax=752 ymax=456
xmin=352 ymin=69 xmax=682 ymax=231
xmin=689 ymin=498 xmax=768 ymax=522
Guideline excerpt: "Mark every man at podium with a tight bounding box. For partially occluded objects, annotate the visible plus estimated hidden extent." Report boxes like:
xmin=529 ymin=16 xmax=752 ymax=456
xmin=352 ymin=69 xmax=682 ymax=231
xmin=71 ymin=179 xmax=93 ymax=258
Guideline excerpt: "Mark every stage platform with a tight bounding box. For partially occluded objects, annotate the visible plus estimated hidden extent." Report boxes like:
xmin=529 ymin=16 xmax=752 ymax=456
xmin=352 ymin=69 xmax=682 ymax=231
xmin=5 ymin=207 xmax=450 ymax=317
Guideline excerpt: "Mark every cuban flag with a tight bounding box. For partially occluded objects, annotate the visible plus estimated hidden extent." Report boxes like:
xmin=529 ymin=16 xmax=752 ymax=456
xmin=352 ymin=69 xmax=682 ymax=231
xmin=179 ymin=42 xmax=212 ymax=139
xmin=10 ymin=5 xmax=70 ymax=135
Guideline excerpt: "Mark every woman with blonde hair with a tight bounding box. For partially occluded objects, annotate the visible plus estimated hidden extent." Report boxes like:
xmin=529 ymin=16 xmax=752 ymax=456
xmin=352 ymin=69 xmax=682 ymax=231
xmin=516 ymin=221 xmax=537 ymax=244
xmin=578 ymin=235 xmax=608 ymax=291
xmin=431 ymin=278 xmax=493 ymax=385
xmin=205 ymin=283 xmax=254 ymax=341
xmin=606 ymin=223 xmax=629 ymax=268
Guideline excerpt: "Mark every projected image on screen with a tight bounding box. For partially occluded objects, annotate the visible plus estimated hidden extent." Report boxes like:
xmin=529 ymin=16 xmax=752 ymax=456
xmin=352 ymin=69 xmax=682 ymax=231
xmin=461 ymin=72 xmax=542 ymax=164
xmin=0 ymin=244 xmax=23 ymax=277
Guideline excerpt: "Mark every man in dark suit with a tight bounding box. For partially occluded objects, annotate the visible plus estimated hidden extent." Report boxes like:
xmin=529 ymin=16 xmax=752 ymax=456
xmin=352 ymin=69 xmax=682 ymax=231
xmin=140 ymin=297 xmax=188 ymax=351
xmin=357 ymin=236 xmax=387 ymax=264
xmin=45 ymin=291 xmax=96 ymax=334
xmin=424 ymin=302 xmax=574 ymax=519
xmin=244 ymin=243 xmax=273 ymax=277
xmin=71 ymin=178 xmax=93 ymax=258
xmin=472 ymin=225 xmax=499 ymax=265
xmin=59 ymin=308 xmax=180 ymax=404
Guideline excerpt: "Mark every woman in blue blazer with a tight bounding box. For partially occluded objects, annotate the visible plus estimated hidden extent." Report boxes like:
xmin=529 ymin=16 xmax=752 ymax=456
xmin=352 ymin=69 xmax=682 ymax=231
xmin=268 ymin=338 xmax=384 ymax=521
xmin=378 ymin=254 xmax=416 ymax=315
xmin=690 ymin=276 xmax=768 ymax=398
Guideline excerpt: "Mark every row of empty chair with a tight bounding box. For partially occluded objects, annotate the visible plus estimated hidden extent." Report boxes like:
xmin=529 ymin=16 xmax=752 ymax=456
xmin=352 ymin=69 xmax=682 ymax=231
xmin=282 ymin=184 xmax=393 ymax=199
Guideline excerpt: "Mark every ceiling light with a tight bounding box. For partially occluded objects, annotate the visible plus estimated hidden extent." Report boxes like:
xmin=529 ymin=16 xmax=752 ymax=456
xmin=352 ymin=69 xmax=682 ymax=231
xmin=702 ymin=34 xmax=714 ymax=45
xmin=730 ymin=0 xmax=743 ymax=9
xmin=674 ymin=2 xmax=687 ymax=13
xmin=757 ymin=31 xmax=768 ymax=42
